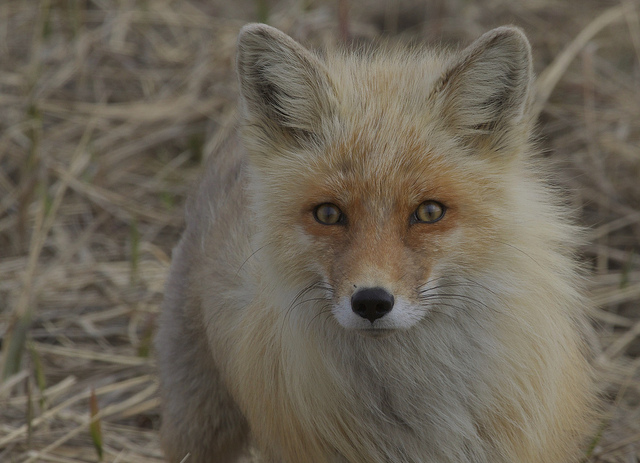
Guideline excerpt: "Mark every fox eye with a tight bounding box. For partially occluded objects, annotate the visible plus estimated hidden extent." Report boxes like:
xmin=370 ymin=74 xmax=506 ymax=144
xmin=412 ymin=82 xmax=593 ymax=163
xmin=414 ymin=200 xmax=446 ymax=223
xmin=314 ymin=203 xmax=344 ymax=225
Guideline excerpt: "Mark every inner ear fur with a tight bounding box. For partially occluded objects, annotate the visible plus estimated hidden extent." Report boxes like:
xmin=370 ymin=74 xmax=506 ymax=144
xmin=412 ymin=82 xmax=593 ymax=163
xmin=236 ymin=24 xmax=336 ymax=142
xmin=431 ymin=26 xmax=534 ymax=154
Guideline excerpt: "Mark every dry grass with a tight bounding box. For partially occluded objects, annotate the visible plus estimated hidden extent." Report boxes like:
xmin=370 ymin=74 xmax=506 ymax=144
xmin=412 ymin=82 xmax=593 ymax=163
xmin=0 ymin=0 xmax=639 ymax=462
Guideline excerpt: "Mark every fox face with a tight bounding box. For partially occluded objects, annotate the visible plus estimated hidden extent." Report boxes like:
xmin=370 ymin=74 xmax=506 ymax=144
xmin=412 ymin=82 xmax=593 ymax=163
xmin=292 ymin=140 xmax=477 ymax=334
xmin=236 ymin=25 xmax=534 ymax=335
xmin=301 ymin=173 xmax=449 ymax=332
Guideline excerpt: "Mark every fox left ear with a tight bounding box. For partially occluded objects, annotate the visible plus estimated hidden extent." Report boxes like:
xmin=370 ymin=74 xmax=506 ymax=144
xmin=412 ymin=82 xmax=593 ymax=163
xmin=431 ymin=26 xmax=533 ymax=155
xmin=236 ymin=24 xmax=336 ymax=148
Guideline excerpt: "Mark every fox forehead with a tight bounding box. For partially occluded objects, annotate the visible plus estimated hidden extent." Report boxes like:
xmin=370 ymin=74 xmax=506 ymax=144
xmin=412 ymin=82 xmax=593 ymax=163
xmin=303 ymin=81 xmax=489 ymax=205
xmin=314 ymin=147 xmax=450 ymax=211
xmin=296 ymin=121 xmax=485 ymax=208
xmin=325 ymin=49 xmax=450 ymax=111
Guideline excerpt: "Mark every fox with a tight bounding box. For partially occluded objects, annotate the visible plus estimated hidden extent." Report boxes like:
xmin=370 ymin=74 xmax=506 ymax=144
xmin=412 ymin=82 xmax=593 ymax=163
xmin=155 ymin=23 xmax=598 ymax=463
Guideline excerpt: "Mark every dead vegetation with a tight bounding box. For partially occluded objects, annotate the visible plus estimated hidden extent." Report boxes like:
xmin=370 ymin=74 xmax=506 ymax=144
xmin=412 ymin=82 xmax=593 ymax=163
xmin=0 ymin=0 xmax=639 ymax=461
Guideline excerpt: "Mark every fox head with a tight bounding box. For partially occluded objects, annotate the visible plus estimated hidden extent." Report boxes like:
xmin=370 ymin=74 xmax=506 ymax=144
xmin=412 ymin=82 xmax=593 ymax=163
xmin=236 ymin=24 xmax=538 ymax=335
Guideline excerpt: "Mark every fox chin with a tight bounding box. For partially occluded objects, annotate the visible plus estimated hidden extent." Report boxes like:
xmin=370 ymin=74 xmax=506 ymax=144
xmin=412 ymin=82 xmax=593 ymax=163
xmin=155 ymin=23 xmax=599 ymax=463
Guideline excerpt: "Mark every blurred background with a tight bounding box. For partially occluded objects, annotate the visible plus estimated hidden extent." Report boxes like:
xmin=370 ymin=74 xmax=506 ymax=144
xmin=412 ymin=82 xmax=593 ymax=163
xmin=0 ymin=0 xmax=639 ymax=461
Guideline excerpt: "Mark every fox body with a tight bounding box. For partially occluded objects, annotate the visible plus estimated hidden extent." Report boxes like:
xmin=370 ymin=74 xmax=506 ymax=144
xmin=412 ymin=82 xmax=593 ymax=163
xmin=156 ymin=24 xmax=597 ymax=463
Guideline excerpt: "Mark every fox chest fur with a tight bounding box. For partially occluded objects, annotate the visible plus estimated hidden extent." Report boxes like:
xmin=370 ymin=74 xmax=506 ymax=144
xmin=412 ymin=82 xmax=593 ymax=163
xmin=155 ymin=24 xmax=598 ymax=463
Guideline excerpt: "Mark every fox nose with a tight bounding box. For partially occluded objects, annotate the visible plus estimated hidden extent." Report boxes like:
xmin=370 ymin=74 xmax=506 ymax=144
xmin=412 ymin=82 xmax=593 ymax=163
xmin=351 ymin=287 xmax=394 ymax=323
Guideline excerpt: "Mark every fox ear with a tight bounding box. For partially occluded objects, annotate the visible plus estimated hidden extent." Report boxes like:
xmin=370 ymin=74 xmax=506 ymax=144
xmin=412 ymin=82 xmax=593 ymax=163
xmin=236 ymin=24 xmax=335 ymax=145
xmin=432 ymin=26 xmax=533 ymax=154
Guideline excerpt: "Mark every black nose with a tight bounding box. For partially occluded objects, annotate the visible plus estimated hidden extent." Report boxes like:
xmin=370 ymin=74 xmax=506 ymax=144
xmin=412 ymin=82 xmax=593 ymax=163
xmin=351 ymin=287 xmax=394 ymax=323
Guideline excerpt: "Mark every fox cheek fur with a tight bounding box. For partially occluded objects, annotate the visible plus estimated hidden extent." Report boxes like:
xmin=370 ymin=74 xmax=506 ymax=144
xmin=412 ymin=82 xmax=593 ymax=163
xmin=156 ymin=23 xmax=599 ymax=463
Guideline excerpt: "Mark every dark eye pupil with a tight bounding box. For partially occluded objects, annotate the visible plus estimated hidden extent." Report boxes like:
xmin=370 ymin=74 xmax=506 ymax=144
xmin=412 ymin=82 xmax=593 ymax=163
xmin=426 ymin=204 xmax=438 ymax=217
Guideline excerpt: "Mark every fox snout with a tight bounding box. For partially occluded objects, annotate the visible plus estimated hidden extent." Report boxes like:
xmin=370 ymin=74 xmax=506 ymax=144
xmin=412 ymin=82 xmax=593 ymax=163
xmin=351 ymin=287 xmax=395 ymax=323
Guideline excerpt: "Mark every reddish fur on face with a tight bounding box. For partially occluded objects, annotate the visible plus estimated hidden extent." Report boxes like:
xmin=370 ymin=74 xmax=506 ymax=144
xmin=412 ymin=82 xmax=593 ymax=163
xmin=299 ymin=133 xmax=469 ymax=307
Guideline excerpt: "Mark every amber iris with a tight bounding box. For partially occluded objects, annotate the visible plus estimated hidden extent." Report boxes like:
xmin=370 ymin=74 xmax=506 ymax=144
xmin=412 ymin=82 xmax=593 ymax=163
xmin=414 ymin=201 xmax=446 ymax=223
xmin=314 ymin=203 xmax=344 ymax=225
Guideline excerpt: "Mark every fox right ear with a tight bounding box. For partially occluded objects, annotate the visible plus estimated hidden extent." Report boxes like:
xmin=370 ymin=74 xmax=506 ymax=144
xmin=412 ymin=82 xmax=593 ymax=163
xmin=431 ymin=26 xmax=534 ymax=156
xmin=236 ymin=24 xmax=336 ymax=145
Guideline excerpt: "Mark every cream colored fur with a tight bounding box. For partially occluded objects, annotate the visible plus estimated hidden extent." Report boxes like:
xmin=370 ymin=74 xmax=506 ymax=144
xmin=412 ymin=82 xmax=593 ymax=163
xmin=155 ymin=24 xmax=598 ymax=463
